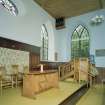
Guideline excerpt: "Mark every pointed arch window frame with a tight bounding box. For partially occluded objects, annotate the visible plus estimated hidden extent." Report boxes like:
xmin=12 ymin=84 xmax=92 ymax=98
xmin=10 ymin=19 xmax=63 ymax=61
xmin=71 ymin=25 xmax=90 ymax=59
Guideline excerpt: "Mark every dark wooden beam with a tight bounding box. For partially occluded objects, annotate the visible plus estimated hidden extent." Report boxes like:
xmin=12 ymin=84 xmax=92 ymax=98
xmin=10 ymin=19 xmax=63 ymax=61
xmin=0 ymin=36 xmax=40 ymax=55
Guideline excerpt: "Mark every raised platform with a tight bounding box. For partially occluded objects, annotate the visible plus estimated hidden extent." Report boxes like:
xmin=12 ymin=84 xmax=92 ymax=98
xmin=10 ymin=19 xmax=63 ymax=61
xmin=59 ymin=82 xmax=88 ymax=105
xmin=0 ymin=81 xmax=88 ymax=105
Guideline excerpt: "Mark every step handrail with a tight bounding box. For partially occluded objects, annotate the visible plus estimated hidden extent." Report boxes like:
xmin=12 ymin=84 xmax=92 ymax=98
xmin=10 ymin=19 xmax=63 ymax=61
xmin=58 ymin=61 xmax=73 ymax=80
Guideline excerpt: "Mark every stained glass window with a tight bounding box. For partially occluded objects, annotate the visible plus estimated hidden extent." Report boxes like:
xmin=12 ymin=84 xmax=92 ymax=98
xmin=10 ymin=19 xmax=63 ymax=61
xmin=41 ymin=24 xmax=48 ymax=60
xmin=0 ymin=0 xmax=18 ymax=16
xmin=71 ymin=25 xmax=89 ymax=59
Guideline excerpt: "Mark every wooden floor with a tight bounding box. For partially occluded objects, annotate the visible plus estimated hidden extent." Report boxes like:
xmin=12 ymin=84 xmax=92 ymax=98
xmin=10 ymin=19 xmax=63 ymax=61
xmin=76 ymin=85 xmax=105 ymax=105
xmin=1 ymin=81 xmax=104 ymax=105
xmin=0 ymin=81 xmax=83 ymax=105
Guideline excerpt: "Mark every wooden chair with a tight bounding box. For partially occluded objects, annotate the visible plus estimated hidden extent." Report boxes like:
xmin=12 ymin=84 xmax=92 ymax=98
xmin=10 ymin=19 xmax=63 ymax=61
xmin=23 ymin=66 xmax=29 ymax=74
xmin=11 ymin=65 xmax=22 ymax=87
xmin=0 ymin=66 xmax=13 ymax=95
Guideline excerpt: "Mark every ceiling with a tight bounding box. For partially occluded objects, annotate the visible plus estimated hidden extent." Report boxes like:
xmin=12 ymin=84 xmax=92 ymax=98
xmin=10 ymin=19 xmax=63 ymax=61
xmin=34 ymin=0 xmax=103 ymax=18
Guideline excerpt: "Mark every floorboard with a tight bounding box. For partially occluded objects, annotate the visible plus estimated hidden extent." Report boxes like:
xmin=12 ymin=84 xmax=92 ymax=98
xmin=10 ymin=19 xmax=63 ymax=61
xmin=0 ymin=81 xmax=83 ymax=105
xmin=76 ymin=85 xmax=105 ymax=105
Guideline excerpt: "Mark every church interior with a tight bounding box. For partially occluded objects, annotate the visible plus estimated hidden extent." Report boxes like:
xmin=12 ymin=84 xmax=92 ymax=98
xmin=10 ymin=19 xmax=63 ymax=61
xmin=0 ymin=0 xmax=105 ymax=105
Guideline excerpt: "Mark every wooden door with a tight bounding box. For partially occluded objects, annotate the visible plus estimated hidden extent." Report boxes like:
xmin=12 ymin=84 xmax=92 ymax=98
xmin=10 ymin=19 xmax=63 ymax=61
xmin=29 ymin=53 xmax=40 ymax=70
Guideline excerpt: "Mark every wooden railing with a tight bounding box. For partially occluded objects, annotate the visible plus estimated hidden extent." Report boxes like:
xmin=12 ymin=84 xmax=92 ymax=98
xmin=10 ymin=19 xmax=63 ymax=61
xmin=58 ymin=58 xmax=98 ymax=87
xmin=80 ymin=69 xmax=95 ymax=87
xmin=58 ymin=61 xmax=74 ymax=80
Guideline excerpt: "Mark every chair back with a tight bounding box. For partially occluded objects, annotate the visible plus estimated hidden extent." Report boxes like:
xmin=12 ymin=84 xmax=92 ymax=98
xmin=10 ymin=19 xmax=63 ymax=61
xmin=23 ymin=66 xmax=29 ymax=74
xmin=0 ymin=66 xmax=6 ymax=79
xmin=12 ymin=65 xmax=19 ymax=75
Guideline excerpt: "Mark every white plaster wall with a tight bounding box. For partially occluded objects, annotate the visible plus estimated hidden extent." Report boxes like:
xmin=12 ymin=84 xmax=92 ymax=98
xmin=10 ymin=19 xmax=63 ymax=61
xmin=55 ymin=28 xmax=68 ymax=62
xmin=55 ymin=9 xmax=105 ymax=67
xmin=0 ymin=0 xmax=56 ymax=61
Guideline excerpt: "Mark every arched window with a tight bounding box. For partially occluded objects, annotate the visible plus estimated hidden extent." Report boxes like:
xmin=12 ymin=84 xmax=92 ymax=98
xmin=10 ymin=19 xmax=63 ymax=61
xmin=41 ymin=24 xmax=48 ymax=60
xmin=0 ymin=0 xmax=18 ymax=16
xmin=71 ymin=25 xmax=89 ymax=59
